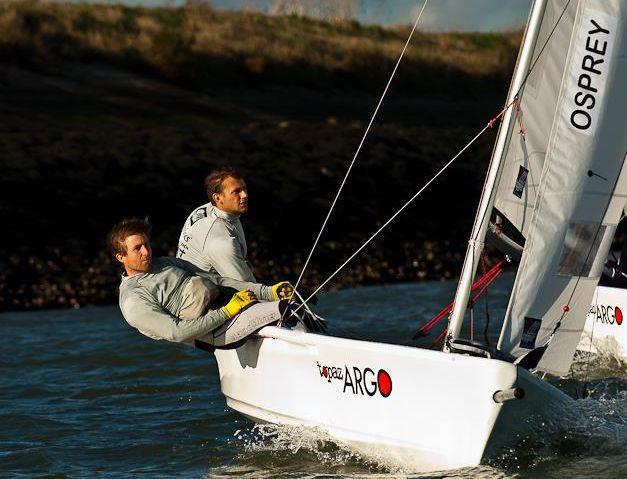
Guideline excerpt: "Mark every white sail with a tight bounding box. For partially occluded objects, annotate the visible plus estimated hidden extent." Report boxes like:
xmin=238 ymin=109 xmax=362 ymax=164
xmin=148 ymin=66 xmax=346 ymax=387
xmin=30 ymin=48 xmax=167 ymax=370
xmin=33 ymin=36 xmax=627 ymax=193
xmin=497 ymin=0 xmax=627 ymax=376
xmin=491 ymin=0 xmax=579 ymax=243
xmin=446 ymin=0 xmax=554 ymax=345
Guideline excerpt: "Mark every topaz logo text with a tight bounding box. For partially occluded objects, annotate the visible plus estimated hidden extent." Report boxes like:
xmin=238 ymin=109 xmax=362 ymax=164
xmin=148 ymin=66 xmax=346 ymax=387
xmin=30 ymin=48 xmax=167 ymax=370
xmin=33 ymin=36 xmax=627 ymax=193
xmin=317 ymin=362 xmax=344 ymax=383
xmin=316 ymin=363 xmax=393 ymax=398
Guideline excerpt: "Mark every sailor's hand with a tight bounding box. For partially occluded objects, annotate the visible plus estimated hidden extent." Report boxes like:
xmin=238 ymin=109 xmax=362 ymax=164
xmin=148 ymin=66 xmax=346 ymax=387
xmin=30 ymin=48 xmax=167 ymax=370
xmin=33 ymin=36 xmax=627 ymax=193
xmin=221 ymin=290 xmax=258 ymax=319
xmin=271 ymin=281 xmax=294 ymax=301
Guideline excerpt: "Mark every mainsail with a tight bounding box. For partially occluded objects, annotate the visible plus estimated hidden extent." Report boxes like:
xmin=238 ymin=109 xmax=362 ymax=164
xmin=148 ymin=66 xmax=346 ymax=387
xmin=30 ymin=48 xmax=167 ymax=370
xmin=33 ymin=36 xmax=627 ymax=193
xmin=497 ymin=0 xmax=627 ymax=375
xmin=489 ymin=0 xmax=579 ymax=251
xmin=448 ymin=0 xmax=627 ymax=377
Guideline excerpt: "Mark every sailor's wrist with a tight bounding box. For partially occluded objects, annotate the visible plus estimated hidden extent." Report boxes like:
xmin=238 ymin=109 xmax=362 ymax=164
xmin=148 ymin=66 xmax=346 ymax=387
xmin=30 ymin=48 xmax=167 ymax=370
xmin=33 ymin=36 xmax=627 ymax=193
xmin=216 ymin=308 xmax=230 ymax=322
xmin=259 ymin=285 xmax=274 ymax=301
xmin=202 ymin=307 xmax=230 ymax=324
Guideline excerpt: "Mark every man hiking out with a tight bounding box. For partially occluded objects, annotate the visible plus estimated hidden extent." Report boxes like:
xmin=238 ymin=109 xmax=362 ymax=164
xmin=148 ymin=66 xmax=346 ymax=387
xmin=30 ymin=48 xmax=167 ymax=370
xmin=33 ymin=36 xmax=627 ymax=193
xmin=108 ymin=218 xmax=293 ymax=346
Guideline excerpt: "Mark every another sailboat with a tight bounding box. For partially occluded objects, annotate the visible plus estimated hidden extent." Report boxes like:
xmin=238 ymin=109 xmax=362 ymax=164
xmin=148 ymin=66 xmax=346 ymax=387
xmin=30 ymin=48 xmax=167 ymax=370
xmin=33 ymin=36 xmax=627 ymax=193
xmin=577 ymin=238 xmax=627 ymax=359
xmin=579 ymin=284 xmax=627 ymax=359
xmin=214 ymin=0 xmax=626 ymax=472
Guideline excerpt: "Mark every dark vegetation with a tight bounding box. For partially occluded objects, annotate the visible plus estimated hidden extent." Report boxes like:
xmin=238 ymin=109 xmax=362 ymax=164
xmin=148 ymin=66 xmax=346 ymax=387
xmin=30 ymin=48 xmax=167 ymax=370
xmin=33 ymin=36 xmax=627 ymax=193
xmin=0 ymin=1 xmax=523 ymax=311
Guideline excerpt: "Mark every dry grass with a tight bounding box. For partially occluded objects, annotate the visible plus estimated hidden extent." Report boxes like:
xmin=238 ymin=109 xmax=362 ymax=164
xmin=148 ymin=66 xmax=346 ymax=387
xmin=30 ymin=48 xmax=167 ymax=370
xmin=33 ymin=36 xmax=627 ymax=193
xmin=271 ymin=0 xmax=361 ymax=22
xmin=0 ymin=0 xmax=521 ymax=92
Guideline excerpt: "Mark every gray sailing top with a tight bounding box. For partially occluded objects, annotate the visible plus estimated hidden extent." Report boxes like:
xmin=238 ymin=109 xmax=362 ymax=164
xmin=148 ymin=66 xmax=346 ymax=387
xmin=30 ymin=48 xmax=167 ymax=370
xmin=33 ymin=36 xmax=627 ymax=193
xmin=177 ymin=202 xmax=255 ymax=281
xmin=119 ymin=257 xmax=272 ymax=343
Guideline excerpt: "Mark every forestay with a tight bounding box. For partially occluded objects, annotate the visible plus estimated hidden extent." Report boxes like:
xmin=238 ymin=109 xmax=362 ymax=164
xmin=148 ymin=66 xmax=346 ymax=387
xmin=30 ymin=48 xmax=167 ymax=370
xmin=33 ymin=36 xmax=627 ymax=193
xmin=497 ymin=0 xmax=627 ymax=376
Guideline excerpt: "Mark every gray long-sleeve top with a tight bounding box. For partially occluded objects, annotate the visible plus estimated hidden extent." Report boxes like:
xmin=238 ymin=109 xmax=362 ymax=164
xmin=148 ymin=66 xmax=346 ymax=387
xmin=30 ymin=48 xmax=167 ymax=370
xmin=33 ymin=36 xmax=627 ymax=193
xmin=119 ymin=257 xmax=272 ymax=343
xmin=176 ymin=202 xmax=255 ymax=281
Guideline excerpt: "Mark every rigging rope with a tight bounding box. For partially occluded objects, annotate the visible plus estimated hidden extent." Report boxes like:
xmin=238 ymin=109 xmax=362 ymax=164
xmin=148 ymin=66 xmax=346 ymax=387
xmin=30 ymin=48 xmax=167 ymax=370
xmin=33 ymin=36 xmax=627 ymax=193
xmin=480 ymin=253 xmax=493 ymax=348
xmin=442 ymin=0 xmax=574 ymax=350
xmin=290 ymin=0 xmax=430 ymax=297
xmin=413 ymin=258 xmax=505 ymax=339
xmin=296 ymin=101 xmax=517 ymax=310
xmin=295 ymin=0 xmax=574 ymax=316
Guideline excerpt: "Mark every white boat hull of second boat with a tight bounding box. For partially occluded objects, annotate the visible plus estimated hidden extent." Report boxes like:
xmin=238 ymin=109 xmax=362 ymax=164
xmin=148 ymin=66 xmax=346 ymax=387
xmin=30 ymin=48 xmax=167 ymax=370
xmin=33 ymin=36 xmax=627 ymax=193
xmin=579 ymin=285 xmax=627 ymax=359
xmin=215 ymin=326 xmax=572 ymax=473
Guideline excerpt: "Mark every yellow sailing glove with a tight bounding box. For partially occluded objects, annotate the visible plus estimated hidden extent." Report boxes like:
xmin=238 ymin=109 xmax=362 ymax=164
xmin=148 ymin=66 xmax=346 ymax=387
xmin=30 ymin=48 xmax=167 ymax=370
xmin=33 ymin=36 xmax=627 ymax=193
xmin=271 ymin=281 xmax=294 ymax=301
xmin=221 ymin=290 xmax=258 ymax=319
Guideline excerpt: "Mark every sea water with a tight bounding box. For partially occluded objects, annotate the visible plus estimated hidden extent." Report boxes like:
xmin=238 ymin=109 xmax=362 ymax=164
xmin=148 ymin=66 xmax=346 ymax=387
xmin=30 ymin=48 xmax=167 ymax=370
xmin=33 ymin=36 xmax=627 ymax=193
xmin=1 ymin=276 xmax=625 ymax=478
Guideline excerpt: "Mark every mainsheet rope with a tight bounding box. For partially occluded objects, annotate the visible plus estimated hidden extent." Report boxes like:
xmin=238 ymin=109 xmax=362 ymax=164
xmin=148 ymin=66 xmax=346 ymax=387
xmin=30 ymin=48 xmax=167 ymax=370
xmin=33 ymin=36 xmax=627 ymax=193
xmin=290 ymin=0 xmax=430 ymax=298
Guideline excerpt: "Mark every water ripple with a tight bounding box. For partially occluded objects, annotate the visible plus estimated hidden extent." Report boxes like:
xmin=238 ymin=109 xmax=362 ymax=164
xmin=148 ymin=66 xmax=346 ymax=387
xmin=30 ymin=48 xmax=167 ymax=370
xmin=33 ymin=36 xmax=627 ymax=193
xmin=2 ymin=282 xmax=626 ymax=478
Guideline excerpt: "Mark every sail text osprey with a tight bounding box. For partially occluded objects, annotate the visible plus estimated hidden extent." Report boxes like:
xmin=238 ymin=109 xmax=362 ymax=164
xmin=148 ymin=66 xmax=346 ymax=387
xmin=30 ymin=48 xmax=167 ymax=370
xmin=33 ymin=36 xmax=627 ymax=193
xmin=570 ymin=17 xmax=611 ymax=131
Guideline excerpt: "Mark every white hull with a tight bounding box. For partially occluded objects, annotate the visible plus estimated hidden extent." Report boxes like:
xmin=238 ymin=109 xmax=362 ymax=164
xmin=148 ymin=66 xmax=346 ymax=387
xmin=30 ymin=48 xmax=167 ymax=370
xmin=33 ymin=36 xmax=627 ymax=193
xmin=579 ymin=285 xmax=627 ymax=359
xmin=215 ymin=327 xmax=571 ymax=472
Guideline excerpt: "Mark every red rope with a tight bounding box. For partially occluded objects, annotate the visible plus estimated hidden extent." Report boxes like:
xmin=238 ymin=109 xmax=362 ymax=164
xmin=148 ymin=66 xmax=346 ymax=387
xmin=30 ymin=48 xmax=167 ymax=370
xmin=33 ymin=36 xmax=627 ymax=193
xmin=488 ymin=97 xmax=518 ymax=129
xmin=430 ymin=265 xmax=504 ymax=347
xmin=416 ymin=98 xmax=519 ymax=345
xmin=514 ymin=97 xmax=526 ymax=136
xmin=415 ymin=259 xmax=505 ymax=340
xmin=432 ymin=328 xmax=448 ymax=348
xmin=470 ymin=266 xmax=502 ymax=304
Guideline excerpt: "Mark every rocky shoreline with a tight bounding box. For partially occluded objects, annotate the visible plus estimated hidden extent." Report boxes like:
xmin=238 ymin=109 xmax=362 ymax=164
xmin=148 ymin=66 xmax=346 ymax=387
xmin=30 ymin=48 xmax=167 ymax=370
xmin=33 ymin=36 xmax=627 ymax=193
xmin=0 ymin=239 xmax=465 ymax=312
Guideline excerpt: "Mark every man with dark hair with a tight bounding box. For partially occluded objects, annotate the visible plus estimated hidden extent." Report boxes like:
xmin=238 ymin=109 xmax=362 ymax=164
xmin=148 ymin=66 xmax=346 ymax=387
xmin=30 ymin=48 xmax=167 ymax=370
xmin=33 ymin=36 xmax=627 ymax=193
xmin=109 ymin=218 xmax=292 ymax=345
xmin=177 ymin=167 xmax=255 ymax=281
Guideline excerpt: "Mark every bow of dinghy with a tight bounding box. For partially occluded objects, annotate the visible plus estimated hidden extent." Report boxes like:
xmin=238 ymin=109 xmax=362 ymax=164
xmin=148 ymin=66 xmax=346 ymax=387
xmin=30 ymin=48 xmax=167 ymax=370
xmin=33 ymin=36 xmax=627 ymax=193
xmin=214 ymin=326 xmax=571 ymax=472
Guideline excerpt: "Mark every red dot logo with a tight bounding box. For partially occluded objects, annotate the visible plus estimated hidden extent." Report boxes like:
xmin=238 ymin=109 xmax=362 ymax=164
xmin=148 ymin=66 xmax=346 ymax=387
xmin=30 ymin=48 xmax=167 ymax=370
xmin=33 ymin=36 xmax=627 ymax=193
xmin=615 ymin=307 xmax=623 ymax=326
xmin=377 ymin=369 xmax=392 ymax=398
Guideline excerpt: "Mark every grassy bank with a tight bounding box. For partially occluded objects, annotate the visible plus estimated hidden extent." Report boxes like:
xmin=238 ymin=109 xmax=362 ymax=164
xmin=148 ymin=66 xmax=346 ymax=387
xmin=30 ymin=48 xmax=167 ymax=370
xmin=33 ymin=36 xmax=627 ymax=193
xmin=0 ymin=1 xmax=520 ymax=94
xmin=0 ymin=2 xmax=522 ymax=311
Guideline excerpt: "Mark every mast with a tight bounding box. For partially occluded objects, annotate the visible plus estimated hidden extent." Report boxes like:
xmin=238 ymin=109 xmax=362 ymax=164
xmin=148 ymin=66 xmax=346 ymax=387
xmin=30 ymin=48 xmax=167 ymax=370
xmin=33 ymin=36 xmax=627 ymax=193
xmin=444 ymin=0 xmax=549 ymax=352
